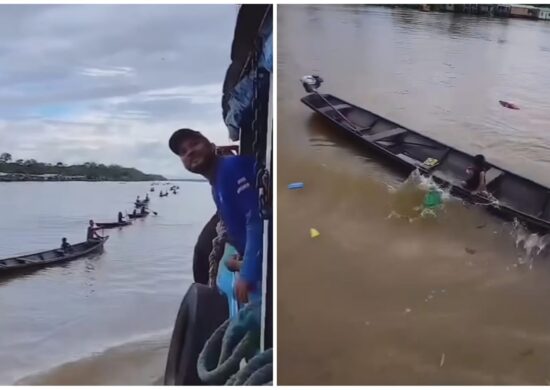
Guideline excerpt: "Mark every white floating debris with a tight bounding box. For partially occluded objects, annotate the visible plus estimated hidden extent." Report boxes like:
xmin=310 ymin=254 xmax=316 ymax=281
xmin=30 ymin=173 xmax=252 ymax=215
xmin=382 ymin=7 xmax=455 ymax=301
xmin=428 ymin=295 xmax=434 ymax=300
xmin=441 ymin=289 xmax=446 ymax=293
xmin=431 ymin=290 xmax=436 ymax=294
xmin=404 ymin=308 xmax=412 ymax=314
xmin=365 ymin=321 xmax=370 ymax=326
xmin=440 ymin=353 xmax=446 ymax=367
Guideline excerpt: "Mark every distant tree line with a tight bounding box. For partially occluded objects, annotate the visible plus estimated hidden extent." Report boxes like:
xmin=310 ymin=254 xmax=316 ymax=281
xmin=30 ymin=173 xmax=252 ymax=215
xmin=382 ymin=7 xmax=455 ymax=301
xmin=0 ymin=153 xmax=165 ymax=181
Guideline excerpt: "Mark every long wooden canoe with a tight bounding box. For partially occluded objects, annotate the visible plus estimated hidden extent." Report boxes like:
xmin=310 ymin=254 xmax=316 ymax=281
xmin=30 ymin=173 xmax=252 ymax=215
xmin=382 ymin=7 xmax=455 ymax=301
xmin=128 ymin=211 xmax=149 ymax=219
xmin=301 ymin=92 xmax=550 ymax=233
xmin=96 ymin=221 xmax=132 ymax=229
xmin=0 ymin=237 xmax=109 ymax=274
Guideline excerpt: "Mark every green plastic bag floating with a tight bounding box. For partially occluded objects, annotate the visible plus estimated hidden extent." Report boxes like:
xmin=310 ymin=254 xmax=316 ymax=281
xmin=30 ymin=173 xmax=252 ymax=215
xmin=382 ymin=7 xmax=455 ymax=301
xmin=423 ymin=186 xmax=442 ymax=209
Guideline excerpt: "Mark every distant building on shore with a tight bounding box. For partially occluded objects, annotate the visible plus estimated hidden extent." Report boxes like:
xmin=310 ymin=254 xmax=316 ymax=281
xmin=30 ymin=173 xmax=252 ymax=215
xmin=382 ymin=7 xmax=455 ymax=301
xmin=510 ymin=4 xmax=540 ymax=19
xmin=538 ymin=7 xmax=550 ymax=19
xmin=417 ymin=4 xmax=550 ymax=21
xmin=0 ymin=172 xmax=87 ymax=182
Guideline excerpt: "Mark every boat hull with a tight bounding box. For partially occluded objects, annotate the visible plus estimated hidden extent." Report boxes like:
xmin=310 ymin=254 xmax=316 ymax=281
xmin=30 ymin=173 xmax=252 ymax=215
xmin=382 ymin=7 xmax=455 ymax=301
xmin=96 ymin=221 xmax=131 ymax=229
xmin=128 ymin=212 xmax=149 ymax=219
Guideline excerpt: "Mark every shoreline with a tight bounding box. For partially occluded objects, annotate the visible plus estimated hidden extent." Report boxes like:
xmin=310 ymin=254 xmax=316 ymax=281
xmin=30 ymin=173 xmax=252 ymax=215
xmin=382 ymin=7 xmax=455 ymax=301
xmin=13 ymin=329 xmax=171 ymax=386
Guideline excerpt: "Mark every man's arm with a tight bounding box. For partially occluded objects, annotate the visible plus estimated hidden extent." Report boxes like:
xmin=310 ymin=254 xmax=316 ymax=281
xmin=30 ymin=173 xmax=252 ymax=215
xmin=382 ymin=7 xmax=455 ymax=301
xmin=233 ymin=159 xmax=263 ymax=287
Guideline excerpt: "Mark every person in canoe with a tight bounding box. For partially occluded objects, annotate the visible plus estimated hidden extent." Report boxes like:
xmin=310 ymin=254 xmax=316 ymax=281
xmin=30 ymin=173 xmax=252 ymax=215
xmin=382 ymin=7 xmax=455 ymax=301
xmin=140 ymin=205 xmax=146 ymax=214
xmin=118 ymin=211 xmax=125 ymax=223
xmin=60 ymin=237 xmax=73 ymax=253
xmin=463 ymin=154 xmax=487 ymax=193
xmin=136 ymin=196 xmax=140 ymax=203
xmin=87 ymin=220 xmax=103 ymax=241
xmin=145 ymin=194 xmax=149 ymax=202
xmin=169 ymin=128 xmax=263 ymax=303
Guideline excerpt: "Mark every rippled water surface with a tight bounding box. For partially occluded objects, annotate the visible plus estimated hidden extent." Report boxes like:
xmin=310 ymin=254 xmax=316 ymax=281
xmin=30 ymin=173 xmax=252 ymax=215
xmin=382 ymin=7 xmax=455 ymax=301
xmin=0 ymin=181 xmax=214 ymax=384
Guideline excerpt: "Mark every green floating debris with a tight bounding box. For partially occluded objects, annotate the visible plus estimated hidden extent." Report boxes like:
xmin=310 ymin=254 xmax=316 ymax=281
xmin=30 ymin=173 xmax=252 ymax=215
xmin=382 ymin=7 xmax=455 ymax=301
xmin=423 ymin=187 xmax=442 ymax=209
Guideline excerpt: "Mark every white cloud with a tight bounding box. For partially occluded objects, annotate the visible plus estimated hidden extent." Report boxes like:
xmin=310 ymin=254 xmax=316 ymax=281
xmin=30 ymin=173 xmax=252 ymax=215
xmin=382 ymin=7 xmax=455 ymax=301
xmin=79 ymin=66 xmax=135 ymax=78
xmin=0 ymin=5 xmax=237 ymax=178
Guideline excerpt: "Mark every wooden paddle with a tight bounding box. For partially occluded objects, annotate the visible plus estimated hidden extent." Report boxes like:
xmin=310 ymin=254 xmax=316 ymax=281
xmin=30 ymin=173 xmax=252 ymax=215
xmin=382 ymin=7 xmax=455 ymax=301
xmin=145 ymin=207 xmax=158 ymax=216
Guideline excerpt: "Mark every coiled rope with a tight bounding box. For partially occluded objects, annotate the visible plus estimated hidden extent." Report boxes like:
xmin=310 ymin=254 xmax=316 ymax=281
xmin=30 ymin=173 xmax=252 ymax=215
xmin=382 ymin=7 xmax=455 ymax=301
xmin=197 ymin=302 xmax=272 ymax=385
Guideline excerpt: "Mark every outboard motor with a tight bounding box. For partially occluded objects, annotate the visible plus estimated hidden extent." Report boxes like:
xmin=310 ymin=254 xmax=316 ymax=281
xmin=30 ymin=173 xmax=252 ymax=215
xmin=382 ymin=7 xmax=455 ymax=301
xmin=300 ymin=74 xmax=323 ymax=93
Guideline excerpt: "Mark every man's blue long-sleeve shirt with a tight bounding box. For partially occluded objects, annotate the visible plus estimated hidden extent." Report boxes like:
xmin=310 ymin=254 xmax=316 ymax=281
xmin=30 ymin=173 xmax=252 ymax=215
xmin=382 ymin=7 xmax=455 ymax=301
xmin=211 ymin=156 xmax=263 ymax=286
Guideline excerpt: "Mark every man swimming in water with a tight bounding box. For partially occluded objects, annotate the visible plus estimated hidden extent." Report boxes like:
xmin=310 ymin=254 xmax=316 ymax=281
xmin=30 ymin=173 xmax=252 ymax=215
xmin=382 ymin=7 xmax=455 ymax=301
xmin=464 ymin=154 xmax=486 ymax=193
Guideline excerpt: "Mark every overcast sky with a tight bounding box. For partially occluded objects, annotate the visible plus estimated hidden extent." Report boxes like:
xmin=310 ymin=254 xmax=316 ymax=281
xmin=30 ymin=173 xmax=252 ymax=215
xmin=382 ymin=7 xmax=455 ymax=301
xmin=0 ymin=5 xmax=237 ymax=179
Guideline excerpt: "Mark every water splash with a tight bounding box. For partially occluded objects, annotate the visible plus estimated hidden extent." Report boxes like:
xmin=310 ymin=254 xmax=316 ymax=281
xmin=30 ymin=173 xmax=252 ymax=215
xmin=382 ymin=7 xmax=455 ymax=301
xmin=387 ymin=169 xmax=451 ymax=221
xmin=511 ymin=219 xmax=549 ymax=269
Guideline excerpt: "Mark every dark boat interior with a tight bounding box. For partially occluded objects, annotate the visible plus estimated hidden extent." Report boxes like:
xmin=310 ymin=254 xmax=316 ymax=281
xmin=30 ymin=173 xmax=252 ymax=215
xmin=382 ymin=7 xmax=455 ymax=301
xmin=302 ymin=93 xmax=550 ymax=231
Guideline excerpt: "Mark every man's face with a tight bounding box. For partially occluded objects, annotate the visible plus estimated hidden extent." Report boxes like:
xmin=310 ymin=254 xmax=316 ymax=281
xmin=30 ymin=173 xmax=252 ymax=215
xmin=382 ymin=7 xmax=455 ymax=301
xmin=178 ymin=136 xmax=215 ymax=174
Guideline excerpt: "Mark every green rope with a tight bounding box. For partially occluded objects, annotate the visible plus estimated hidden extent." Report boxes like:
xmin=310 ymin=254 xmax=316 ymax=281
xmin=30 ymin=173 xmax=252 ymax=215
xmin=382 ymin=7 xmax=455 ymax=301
xmin=197 ymin=302 xmax=272 ymax=385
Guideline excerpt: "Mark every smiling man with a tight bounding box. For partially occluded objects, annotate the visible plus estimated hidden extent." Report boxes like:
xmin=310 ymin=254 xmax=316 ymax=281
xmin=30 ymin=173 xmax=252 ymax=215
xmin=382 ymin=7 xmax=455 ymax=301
xmin=169 ymin=128 xmax=263 ymax=303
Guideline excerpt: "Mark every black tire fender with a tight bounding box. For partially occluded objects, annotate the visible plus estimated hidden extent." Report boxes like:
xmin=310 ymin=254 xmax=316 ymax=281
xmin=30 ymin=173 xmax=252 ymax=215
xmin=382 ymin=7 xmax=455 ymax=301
xmin=164 ymin=283 xmax=229 ymax=385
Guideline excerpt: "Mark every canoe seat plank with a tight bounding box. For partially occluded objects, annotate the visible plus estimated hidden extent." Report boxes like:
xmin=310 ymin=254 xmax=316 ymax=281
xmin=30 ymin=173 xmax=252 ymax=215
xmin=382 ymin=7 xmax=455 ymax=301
xmin=364 ymin=127 xmax=407 ymax=142
xmin=318 ymin=103 xmax=351 ymax=114
xmin=396 ymin=153 xmax=422 ymax=166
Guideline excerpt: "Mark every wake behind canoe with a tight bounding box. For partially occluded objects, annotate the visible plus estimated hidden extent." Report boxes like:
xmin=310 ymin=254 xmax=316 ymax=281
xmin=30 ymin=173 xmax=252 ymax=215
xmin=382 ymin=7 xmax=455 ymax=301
xmin=0 ymin=236 xmax=109 ymax=274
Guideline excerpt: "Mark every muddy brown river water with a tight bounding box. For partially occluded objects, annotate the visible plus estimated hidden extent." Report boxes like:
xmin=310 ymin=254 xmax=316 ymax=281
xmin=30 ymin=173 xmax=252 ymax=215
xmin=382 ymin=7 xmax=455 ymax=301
xmin=278 ymin=4 xmax=550 ymax=385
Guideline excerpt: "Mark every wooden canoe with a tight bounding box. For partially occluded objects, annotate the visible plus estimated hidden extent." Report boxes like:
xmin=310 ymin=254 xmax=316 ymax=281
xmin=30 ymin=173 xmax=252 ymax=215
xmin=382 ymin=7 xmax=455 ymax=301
xmin=96 ymin=221 xmax=132 ymax=229
xmin=302 ymin=92 xmax=550 ymax=233
xmin=0 ymin=236 xmax=109 ymax=274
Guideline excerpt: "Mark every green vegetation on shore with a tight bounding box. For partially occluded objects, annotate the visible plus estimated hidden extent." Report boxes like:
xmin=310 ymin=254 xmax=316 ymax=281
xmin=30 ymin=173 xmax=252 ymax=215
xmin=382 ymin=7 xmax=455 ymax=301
xmin=0 ymin=153 xmax=165 ymax=182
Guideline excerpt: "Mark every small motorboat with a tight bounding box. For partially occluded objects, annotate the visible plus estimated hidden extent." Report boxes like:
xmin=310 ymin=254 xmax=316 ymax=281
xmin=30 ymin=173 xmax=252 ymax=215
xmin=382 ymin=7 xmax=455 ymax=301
xmin=300 ymin=75 xmax=550 ymax=233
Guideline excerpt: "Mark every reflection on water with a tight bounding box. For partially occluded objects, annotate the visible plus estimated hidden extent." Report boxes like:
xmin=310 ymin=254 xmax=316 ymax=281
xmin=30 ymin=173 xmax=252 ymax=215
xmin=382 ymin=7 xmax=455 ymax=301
xmin=0 ymin=181 xmax=214 ymax=384
xmin=278 ymin=5 xmax=550 ymax=385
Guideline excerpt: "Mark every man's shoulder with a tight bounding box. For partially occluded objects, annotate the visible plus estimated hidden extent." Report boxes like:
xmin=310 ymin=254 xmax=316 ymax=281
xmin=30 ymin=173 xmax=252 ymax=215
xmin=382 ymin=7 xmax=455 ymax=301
xmin=221 ymin=155 xmax=255 ymax=170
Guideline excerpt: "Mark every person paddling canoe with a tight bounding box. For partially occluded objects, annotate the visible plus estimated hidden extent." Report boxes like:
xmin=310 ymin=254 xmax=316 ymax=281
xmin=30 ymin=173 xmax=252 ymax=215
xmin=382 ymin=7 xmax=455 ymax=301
xmin=87 ymin=220 xmax=102 ymax=241
xmin=169 ymin=128 xmax=263 ymax=304
xmin=118 ymin=211 xmax=125 ymax=224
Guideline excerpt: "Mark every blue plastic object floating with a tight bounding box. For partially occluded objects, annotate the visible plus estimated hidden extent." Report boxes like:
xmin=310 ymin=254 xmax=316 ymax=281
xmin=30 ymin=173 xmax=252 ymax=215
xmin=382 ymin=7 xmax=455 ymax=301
xmin=288 ymin=182 xmax=304 ymax=190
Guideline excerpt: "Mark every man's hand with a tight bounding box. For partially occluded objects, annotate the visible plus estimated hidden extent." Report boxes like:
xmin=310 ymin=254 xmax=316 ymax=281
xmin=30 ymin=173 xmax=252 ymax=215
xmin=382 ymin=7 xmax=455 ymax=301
xmin=226 ymin=255 xmax=242 ymax=272
xmin=235 ymin=277 xmax=250 ymax=303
